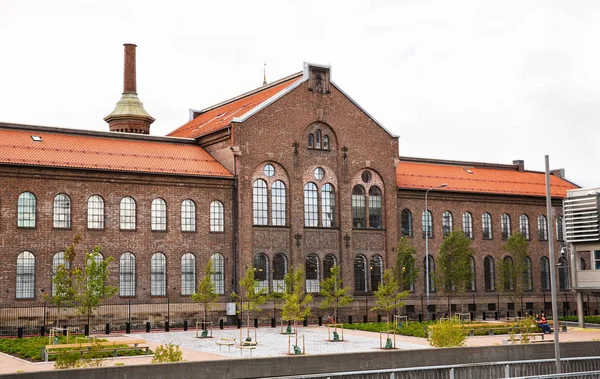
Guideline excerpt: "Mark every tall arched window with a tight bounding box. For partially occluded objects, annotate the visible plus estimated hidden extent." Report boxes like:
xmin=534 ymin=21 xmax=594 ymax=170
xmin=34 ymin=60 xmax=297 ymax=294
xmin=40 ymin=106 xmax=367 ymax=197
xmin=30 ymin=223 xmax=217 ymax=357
xmin=352 ymin=185 xmax=366 ymax=228
xmin=354 ymin=255 xmax=368 ymax=292
xmin=556 ymin=216 xmax=564 ymax=241
xmin=315 ymin=129 xmax=322 ymax=149
xmin=181 ymin=199 xmax=196 ymax=232
xmin=16 ymin=251 xmax=35 ymax=299
xmin=540 ymin=256 xmax=550 ymax=290
xmin=442 ymin=211 xmax=453 ymax=237
xmin=52 ymin=252 xmax=69 ymax=296
xmin=370 ymin=255 xmax=383 ymax=291
xmin=306 ymin=254 xmax=320 ymax=293
xmin=519 ymin=214 xmax=530 ymax=239
xmin=253 ymin=179 xmax=268 ymax=225
xmin=254 ymin=253 xmax=269 ymax=292
xmin=272 ymin=181 xmax=287 ymax=226
xmin=558 ymin=256 xmax=569 ymax=290
xmin=87 ymin=195 xmax=105 ymax=229
xmin=321 ymin=183 xmax=336 ymax=228
xmin=469 ymin=256 xmax=476 ymax=291
xmin=422 ymin=210 xmax=433 ymax=238
xmin=482 ymin=213 xmax=492 ymax=239
xmin=210 ymin=253 xmax=225 ymax=295
xmin=323 ymin=254 xmax=337 ymax=279
xmin=151 ymin=253 xmax=167 ymax=296
xmin=308 ymin=134 xmax=314 ymax=148
xmin=425 ymin=255 xmax=435 ymax=292
xmin=17 ymin=192 xmax=36 ymax=228
xmin=484 ymin=256 xmax=495 ymax=291
xmin=120 ymin=197 xmax=136 ymax=230
xmin=503 ymin=256 xmax=514 ymax=291
xmin=272 ymin=253 xmax=288 ymax=293
xmin=401 ymin=209 xmax=413 ymax=237
xmin=323 ymin=135 xmax=330 ymax=150
xmin=151 ymin=198 xmax=167 ymax=231
xmin=304 ymin=183 xmax=318 ymax=227
xmin=210 ymin=201 xmax=224 ymax=232
xmin=181 ymin=253 xmax=196 ymax=295
xmin=120 ymin=252 xmax=136 ymax=297
xmin=501 ymin=214 xmax=511 ymax=240
xmin=462 ymin=212 xmax=473 ymax=238
xmin=523 ymin=257 xmax=533 ymax=291
xmin=53 ymin=194 xmax=71 ymax=229
xmin=368 ymin=187 xmax=382 ymax=229
xmin=538 ymin=215 xmax=548 ymax=241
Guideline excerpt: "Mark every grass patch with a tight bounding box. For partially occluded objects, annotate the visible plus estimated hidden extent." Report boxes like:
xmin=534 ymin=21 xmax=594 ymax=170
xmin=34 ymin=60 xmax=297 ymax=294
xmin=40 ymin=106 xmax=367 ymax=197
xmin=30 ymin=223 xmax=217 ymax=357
xmin=343 ymin=322 xmax=433 ymax=338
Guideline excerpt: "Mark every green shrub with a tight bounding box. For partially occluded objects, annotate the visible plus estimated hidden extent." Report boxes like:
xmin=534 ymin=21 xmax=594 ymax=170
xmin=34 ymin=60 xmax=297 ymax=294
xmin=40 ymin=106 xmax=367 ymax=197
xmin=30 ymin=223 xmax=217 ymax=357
xmin=54 ymin=350 xmax=81 ymax=369
xmin=344 ymin=321 xmax=432 ymax=338
xmin=560 ymin=315 xmax=600 ymax=324
xmin=151 ymin=344 xmax=183 ymax=364
xmin=428 ymin=320 xmax=467 ymax=347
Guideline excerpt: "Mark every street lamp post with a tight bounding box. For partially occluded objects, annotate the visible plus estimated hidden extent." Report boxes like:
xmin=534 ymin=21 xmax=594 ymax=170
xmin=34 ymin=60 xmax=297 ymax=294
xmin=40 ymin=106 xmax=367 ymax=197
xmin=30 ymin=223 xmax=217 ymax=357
xmin=425 ymin=183 xmax=447 ymax=318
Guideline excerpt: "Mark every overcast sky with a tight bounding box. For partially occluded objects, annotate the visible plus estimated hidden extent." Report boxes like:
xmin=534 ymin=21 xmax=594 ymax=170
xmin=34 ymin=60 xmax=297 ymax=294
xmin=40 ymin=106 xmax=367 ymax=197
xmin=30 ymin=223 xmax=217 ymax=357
xmin=1 ymin=0 xmax=598 ymax=187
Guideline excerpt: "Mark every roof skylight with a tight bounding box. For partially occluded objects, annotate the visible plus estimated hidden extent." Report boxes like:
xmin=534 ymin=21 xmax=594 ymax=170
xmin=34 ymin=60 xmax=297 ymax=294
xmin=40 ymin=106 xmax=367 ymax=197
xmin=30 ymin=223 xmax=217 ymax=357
xmin=31 ymin=136 xmax=42 ymax=142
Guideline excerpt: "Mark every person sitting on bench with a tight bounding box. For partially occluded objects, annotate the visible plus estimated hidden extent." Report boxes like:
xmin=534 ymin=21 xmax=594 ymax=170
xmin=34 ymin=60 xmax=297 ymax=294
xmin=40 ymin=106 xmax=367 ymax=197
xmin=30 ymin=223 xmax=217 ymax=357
xmin=536 ymin=312 xmax=551 ymax=334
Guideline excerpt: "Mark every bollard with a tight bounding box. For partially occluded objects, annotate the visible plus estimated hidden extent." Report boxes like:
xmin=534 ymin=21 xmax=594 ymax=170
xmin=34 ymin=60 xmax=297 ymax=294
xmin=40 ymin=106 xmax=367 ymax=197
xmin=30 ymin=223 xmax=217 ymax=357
xmin=483 ymin=312 xmax=487 ymax=321
xmin=494 ymin=312 xmax=498 ymax=320
xmin=488 ymin=329 xmax=494 ymax=336
xmin=183 ymin=320 xmax=188 ymax=331
xmin=105 ymin=323 xmax=110 ymax=335
xmin=126 ymin=322 xmax=131 ymax=334
xmin=17 ymin=327 xmax=23 ymax=339
xmin=596 ymin=310 xmax=599 ymax=316
xmin=40 ymin=326 xmax=45 ymax=337
xmin=62 ymin=325 xmax=68 ymax=336
xmin=146 ymin=322 xmax=151 ymax=333
xmin=506 ymin=311 xmax=510 ymax=318
xmin=518 ymin=311 xmax=522 ymax=318
xmin=349 ymin=315 xmax=353 ymax=324
xmin=318 ymin=316 xmax=323 ymax=326
xmin=254 ymin=318 xmax=258 ymax=328
xmin=470 ymin=312 xmax=474 ymax=321
xmin=432 ymin=313 xmax=436 ymax=321
xmin=364 ymin=315 xmax=368 ymax=323
xmin=303 ymin=317 xmax=308 ymax=327
xmin=220 ymin=319 xmax=224 ymax=330
xmin=271 ymin=318 xmax=276 ymax=328
xmin=165 ymin=321 xmax=170 ymax=332
xmin=418 ymin=314 xmax=423 ymax=323
xmin=237 ymin=318 xmax=242 ymax=329
xmin=377 ymin=315 xmax=382 ymax=323
xmin=469 ymin=329 xmax=474 ymax=337
xmin=84 ymin=324 xmax=90 ymax=336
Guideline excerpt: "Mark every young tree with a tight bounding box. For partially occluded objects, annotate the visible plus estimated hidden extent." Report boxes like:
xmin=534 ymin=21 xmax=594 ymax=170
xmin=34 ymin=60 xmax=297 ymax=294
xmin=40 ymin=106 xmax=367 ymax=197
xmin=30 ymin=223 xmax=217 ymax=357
xmin=394 ymin=237 xmax=419 ymax=291
xmin=319 ymin=265 xmax=353 ymax=322
xmin=281 ymin=266 xmax=312 ymax=344
xmin=371 ymin=268 xmax=409 ymax=329
xmin=191 ymin=259 xmax=218 ymax=324
xmin=436 ymin=230 xmax=474 ymax=313
xmin=46 ymin=235 xmax=80 ymax=325
xmin=499 ymin=232 xmax=530 ymax=312
xmin=231 ymin=267 xmax=267 ymax=331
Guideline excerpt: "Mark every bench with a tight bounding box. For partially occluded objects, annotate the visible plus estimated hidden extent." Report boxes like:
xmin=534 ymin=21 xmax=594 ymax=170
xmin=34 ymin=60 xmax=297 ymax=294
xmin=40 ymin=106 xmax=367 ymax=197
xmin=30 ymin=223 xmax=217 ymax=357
xmin=43 ymin=339 xmax=149 ymax=362
xmin=236 ymin=344 xmax=256 ymax=356
xmin=511 ymin=332 xmax=546 ymax=343
xmin=216 ymin=337 xmax=236 ymax=352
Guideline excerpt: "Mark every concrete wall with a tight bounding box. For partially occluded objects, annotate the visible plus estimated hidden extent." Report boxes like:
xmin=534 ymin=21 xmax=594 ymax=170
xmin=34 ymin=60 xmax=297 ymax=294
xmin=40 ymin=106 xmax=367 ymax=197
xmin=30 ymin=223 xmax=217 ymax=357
xmin=3 ymin=341 xmax=600 ymax=379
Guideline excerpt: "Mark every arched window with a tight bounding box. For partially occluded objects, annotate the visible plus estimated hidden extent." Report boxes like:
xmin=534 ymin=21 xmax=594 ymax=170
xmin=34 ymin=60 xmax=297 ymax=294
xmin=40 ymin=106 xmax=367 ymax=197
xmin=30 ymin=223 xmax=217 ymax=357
xmin=523 ymin=257 xmax=533 ymax=291
xmin=520 ymin=214 xmax=530 ymax=239
xmin=210 ymin=253 xmax=225 ymax=295
xmin=254 ymin=253 xmax=269 ymax=292
xmin=87 ymin=195 xmax=105 ymax=229
xmin=352 ymin=185 xmax=366 ymax=228
xmin=482 ymin=213 xmax=492 ymax=239
xmin=556 ymin=216 xmax=564 ymax=241
xmin=323 ymin=254 xmax=337 ymax=279
xmin=424 ymin=255 xmax=435 ymax=292
xmin=272 ymin=181 xmax=287 ymax=226
xmin=253 ymin=179 xmax=268 ymax=225
xmin=52 ymin=252 xmax=69 ymax=296
xmin=484 ymin=256 xmax=495 ymax=291
xmin=151 ymin=253 xmax=167 ymax=296
xmin=120 ymin=197 xmax=136 ymax=230
xmin=501 ymin=214 xmax=511 ymax=240
xmin=210 ymin=201 xmax=224 ymax=232
xmin=306 ymin=254 xmax=320 ymax=293
xmin=321 ymin=183 xmax=336 ymax=228
xmin=53 ymin=194 xmax=71 ymax=229
xmin=354 ymin=255 xmax=368 ymax=292
xmin=503 ymin=256 xmax=514 ymax=291
xmin=304 ymin=183 xmax=318 ymax=227
xmin=538 ymin=215 xmax=548 ymax=241
xmin=151 ymin=198 xmax=167 ymax=231
xmin=315 ymin=129 xmax=322 ymax=149
xmin=17 ymin=192 xmax=36 ymax=228
xmin=422 ymin=210 xmax=433 ymax=238
xmin=308 ymin=133 xmax=314 ymax=148
xmin=368 ymin=187 xmax=382 ymax=229
xmin=442 ymin=211 xmax=453 ymax=237
xmin=401 ymin=209 xmax=413 ymax=237
xmin=120 ymin=252 xmax=136 ymax=297
xmin=370 ymin=255 xmax=384 ymax=291
xmin=558 ymin=256 xmax=569 ymax=290
xmin=469 ymin=256 xmax=476 ymax=291
xmin=181 ymin=199 xmax=196 ymax=232
xmin=462 ymin=212 xmax=473 ymax=239
xmin=16 ymin=251 xmax=35 ymax=299
xmin=181 ymin=253 xmax=196 ymax=295
xmin=272 ymin=253 xmax=288 ymax=293
xmin=540 ymin=257 xmax=550 ymax=290
xmin=323 ymin=135 xmax=330 ymax=150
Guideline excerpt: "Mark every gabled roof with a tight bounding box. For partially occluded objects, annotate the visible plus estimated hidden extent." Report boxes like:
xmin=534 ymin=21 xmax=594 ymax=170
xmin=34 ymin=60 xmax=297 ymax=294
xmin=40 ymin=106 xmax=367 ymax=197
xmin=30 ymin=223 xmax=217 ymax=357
xmin=168 ymin=73 xmax=303 ymax=139
xmin=0 ymin=123 xmax=232 ymax=177
xmin=396 ymin=158 xmax=578 ymax=198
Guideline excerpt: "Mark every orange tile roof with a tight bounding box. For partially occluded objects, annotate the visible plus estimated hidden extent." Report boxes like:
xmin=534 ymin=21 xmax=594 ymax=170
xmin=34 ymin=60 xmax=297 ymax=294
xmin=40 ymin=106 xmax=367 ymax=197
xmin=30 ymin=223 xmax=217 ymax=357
xmin=0 ymin=127 xmax=232 ymax=177
xmin=168 ymin=74 xmax=303 ymax=139
xmin=396 ymin=160 xmax=578 ymax=198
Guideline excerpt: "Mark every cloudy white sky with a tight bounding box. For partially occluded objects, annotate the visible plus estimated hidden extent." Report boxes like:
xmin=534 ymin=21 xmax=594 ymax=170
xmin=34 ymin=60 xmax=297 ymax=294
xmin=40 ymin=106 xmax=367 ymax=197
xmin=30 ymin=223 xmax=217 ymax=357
xmin=0 ymin=0 xmax=598 ymax=187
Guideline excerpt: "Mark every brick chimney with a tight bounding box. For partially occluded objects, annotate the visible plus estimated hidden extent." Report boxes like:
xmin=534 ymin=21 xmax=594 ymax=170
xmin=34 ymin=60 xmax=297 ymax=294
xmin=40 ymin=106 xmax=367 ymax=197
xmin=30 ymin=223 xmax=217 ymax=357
xmin=104 ymin=43 xmax=155 ymax=134
xmin=512 ymin=160 xmax=525 ymax=172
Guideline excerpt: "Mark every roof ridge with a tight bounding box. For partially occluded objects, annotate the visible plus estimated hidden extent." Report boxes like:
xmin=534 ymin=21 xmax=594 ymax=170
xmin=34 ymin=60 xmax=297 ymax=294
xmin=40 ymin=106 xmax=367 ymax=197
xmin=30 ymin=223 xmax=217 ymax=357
xmin=399 ymin=156 xmax=519 ymax=170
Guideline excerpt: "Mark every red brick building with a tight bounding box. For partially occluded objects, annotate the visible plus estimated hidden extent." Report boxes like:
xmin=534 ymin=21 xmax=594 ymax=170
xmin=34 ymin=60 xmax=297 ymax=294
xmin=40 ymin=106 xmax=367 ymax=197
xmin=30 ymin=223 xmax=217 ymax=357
xmin=0 ymin=45 xmax=580 ymax=319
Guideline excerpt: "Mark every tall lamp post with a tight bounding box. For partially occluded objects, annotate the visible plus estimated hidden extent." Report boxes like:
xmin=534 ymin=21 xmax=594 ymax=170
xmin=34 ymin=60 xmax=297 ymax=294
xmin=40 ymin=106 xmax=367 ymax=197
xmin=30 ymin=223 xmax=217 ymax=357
xmin=425 ymin=183 xmax=447 ymax=318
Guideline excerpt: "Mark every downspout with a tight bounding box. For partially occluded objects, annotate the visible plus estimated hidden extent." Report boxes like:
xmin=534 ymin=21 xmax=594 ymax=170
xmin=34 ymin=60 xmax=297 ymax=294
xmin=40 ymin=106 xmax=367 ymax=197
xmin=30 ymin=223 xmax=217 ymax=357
xmin=231 ymin=128 xmax=239 ymax=294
